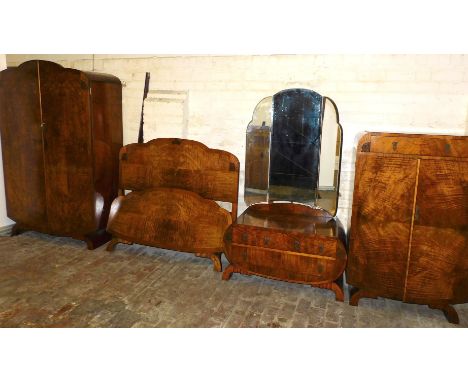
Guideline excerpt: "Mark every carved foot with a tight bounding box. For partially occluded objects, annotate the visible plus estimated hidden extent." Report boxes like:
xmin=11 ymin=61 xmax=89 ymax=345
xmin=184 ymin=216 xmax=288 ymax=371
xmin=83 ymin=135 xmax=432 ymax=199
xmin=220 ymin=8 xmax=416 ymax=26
xmin=429 ymin=304 xmax=459 ymax=325
xmin=196 ymin=253 xmax=222 ymax=272
xmin=349 ymin=287 xmax=378 ymax=306
xmin=106 ymin=238 xmax=132 ymax=252
xmin=312 ymin=280 xmax=345 ymax=302
xmin=222 ymin=264 xmax=235 ymax=281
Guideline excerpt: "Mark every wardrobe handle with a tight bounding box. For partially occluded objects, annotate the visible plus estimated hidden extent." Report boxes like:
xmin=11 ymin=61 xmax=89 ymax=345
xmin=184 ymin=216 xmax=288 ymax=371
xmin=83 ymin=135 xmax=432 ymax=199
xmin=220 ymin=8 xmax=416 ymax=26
xmin=414 ymin=205 xmax=420 ymax=222
xmin=41 ymin=123 xmax=47 ymax=148
xmin=294 ymin=240 xmax=301 ymax=251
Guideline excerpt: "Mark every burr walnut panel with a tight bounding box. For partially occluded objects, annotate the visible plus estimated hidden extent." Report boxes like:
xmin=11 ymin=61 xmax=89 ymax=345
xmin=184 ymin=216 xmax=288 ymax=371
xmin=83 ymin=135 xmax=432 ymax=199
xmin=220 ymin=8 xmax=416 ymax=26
xmin=119 ymin=138 xmax=239 ymax=205
xmin=0 ymin=61 xmax=47 ymax=232
xmin=347 ymin=153 xmax=418 ymax=300
xmin=107 ymin=188 xmax=232 ymax=253
xmin=39 ymin=62 xmax=95 ymax=235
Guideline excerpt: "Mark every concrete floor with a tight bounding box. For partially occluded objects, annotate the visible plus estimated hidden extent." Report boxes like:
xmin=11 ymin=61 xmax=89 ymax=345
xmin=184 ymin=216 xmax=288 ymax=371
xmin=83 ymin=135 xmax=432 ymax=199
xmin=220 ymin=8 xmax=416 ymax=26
xmin=0 ymin=231 xmax=466 ymax=328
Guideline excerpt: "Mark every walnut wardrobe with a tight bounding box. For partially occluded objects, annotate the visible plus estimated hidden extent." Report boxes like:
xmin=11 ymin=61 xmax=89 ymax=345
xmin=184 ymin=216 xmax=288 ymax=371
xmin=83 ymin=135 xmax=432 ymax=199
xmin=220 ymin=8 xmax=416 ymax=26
xmin=347 ymin=132 xmax=468 ymax=324
xmin=0 ymin=60 xmax=123 ymax=249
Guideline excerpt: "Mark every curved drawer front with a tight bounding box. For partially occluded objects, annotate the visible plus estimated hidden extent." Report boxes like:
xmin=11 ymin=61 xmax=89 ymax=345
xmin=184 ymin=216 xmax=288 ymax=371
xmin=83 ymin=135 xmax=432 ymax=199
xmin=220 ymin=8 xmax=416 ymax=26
xmin=231 ymin=224 xmax=337 ymax=258
xmin=227 ymin=243 xmax=344 ymax=284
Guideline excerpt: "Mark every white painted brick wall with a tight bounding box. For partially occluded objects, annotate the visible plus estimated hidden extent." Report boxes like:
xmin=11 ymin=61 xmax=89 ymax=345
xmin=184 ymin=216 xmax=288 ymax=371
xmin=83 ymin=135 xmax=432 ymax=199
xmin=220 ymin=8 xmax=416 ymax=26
xmin=0 ymin=54 xmax=15 ymax=228
xmin=5 ymin=54 xmax=468 ymax=230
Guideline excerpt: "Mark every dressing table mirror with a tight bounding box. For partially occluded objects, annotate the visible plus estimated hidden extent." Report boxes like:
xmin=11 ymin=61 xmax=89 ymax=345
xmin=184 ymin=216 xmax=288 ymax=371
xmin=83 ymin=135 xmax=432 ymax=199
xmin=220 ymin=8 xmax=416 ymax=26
xmin=223 ymin=89 xmax=347 ymax=301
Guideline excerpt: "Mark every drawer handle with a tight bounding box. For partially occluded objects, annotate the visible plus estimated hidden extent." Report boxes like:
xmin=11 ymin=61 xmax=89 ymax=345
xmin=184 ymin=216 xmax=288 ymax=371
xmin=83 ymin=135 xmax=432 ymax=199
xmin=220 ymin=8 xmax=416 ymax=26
xmin=294 ymin=240 xmax=301 ymax=251
xmin=263 ymin=236 xmax=270 ymax=245
xmin=415 ymin=205 xmax=420 ymax=222
xmin=318 ymin=244 xmax=324 ymax=253
xmin=317 ymin=263 xmax=324 ymax=274
xmin=392 ymin=141 xmax=398 ymax=151
xmin=242 ymin=233 xmax=248 ymax=242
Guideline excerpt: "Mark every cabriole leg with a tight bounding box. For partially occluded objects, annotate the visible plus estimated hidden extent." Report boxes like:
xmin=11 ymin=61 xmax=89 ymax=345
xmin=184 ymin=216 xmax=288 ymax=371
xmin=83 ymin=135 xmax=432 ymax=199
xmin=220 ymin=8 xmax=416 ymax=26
xmin=196 ymin=252 xmax=222 ymax=272
xmin=106 ymin=238 xmax=132 ymax=252
xmin=429 ymin=303 xmax=459 ymax=325
xmin=222 ymin=264 xmax=235 ymax=281
xmin=349 ymin=287 xmax=378 ymax=306
xmin=312 ymin=280 xmax=345 ymax=302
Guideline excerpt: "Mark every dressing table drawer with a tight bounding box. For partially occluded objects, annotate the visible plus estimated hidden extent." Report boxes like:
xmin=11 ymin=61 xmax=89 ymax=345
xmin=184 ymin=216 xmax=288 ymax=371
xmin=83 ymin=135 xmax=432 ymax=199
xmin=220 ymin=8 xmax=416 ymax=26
xmin=231 ymin=225 xmax=338 ymax=258
xmin=228 ymin=244 xmax=334 ymax=283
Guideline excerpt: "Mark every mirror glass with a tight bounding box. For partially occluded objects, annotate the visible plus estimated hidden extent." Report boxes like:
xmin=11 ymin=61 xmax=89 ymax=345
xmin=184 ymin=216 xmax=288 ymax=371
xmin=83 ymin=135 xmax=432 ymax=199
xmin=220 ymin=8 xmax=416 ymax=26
xmin=244 ymin=88 xmax=342 ymax=216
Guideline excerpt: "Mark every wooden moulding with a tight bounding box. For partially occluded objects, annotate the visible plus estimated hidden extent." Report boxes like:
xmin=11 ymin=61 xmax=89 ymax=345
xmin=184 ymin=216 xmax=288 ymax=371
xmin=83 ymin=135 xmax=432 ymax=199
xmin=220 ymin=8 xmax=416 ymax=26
xmin=106 ymin=138 xmax=240 ymax=272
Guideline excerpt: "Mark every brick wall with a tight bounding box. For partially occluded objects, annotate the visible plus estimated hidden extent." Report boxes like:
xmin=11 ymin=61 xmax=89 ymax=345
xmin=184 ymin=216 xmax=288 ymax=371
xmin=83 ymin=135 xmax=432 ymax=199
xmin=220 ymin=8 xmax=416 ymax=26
xmin=5 ymin=54 xmax=468 ymax=229
xmin=0 ymin=54 xmax=15 ymax=229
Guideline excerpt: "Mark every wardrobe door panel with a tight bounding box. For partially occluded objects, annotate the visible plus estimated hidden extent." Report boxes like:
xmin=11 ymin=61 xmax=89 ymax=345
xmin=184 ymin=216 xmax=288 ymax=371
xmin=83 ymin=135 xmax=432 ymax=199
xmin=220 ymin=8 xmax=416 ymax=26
xmin=405 ymin=159 xmax=468 ymax=303
xmin=347 ymin=154 xmax=418 ymax=300
xmin=89 ymin=80 xmax=123 ymax=229
xmin=39 ymin=62 xmax=95 ymax=234
xmin=0 ymin=61 xmax=48 ymax=229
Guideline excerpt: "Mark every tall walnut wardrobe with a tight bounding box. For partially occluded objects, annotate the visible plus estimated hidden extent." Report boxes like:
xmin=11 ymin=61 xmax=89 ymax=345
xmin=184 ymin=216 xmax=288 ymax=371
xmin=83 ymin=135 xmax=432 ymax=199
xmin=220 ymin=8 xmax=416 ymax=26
xmin=347 ymin=132 xmax=468 ymax=324
xmin=0 ymin=60 xmax=123 ymax=249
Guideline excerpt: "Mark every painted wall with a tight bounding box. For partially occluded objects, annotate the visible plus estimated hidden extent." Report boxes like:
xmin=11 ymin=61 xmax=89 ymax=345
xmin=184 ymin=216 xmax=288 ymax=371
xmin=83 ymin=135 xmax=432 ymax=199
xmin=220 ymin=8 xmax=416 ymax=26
xmin=4 ymin=54 xmax=468 ymax=229
xmin=0 ymin=54 xmax=14 ymax=227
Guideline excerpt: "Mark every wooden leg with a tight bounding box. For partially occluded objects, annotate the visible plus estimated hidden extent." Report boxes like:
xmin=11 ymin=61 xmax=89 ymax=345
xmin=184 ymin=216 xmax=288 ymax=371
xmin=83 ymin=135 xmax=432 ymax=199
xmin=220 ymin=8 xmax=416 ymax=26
xmin=333 ymin=275 xmax=345 ymax=302
xmin=312 ymin=280 xmax=345 ymax=302
xmin=11 ymin=224 xmax=23 ymax=236
xmin=196 ymin=253 xmax=222 ymax=272
xmin=429 ymin=303 xmax=460 ymax=325
xmin=210 ymin=253 xmax=222 ymax=272
xmin=106 ymin=238 xmax=132 ymax=252
xmin=222 ymin=264 xmax=235 ymax=281
xmin=84 ymin=229 xmax=112 ymax=250
xmin=106 ymin=238 xmax=119 ymax=252
xmin=349 ymin=287 xmax=378 ymax=306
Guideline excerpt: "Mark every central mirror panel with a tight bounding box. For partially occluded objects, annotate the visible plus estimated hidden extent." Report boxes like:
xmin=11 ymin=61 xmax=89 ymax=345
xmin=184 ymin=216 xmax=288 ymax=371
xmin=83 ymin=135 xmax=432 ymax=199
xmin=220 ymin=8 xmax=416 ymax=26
xmin=244 ymin=88 xmax=342 ymax=216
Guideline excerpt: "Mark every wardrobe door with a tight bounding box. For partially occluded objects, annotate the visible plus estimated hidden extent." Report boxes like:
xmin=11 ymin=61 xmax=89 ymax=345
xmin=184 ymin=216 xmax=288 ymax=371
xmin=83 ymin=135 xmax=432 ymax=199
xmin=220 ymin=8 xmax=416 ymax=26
xmin=347 ymin=153 xmax=419 ymax=300
xmin=39 ymin=62 xmax=96 ymax=235
xmin=88 ymin=79 xmax=123 ymax=229
xmin=405 ymin=158 xmax=468 ymax=304
xmin=0 ymin=61 xmax=48 ymax=230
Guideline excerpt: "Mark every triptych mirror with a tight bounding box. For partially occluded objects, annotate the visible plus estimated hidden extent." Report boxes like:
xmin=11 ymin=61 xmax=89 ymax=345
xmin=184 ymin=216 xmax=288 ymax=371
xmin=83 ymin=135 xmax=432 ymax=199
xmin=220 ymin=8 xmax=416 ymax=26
xmin=244 ymin=88 xmax=342 ymax=216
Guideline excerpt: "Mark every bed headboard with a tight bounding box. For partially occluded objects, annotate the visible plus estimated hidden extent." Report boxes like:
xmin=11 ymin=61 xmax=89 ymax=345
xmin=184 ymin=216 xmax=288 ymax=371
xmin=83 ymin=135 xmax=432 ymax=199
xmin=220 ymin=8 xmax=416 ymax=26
xmin=118 ymin=138 xmax=240 ymax=219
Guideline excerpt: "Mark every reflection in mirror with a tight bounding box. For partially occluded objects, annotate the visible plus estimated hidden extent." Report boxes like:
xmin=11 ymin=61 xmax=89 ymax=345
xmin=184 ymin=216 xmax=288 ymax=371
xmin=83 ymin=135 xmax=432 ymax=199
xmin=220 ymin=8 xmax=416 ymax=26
xmin=269 ymin=89 xmax=322 ymax=205
xmin=244 ymin=89 xmax=342 ymax=216
xmin=245 ymin=97 xmax=272 ymax=205
xmin=316 ymin=97 xmax=342 ymax=214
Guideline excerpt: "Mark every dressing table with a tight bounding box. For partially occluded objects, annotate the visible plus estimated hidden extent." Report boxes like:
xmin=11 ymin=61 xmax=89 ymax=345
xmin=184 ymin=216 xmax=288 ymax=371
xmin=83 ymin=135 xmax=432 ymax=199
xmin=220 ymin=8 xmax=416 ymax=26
xmin=223 ymin=89 xmax=347 ymax=301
